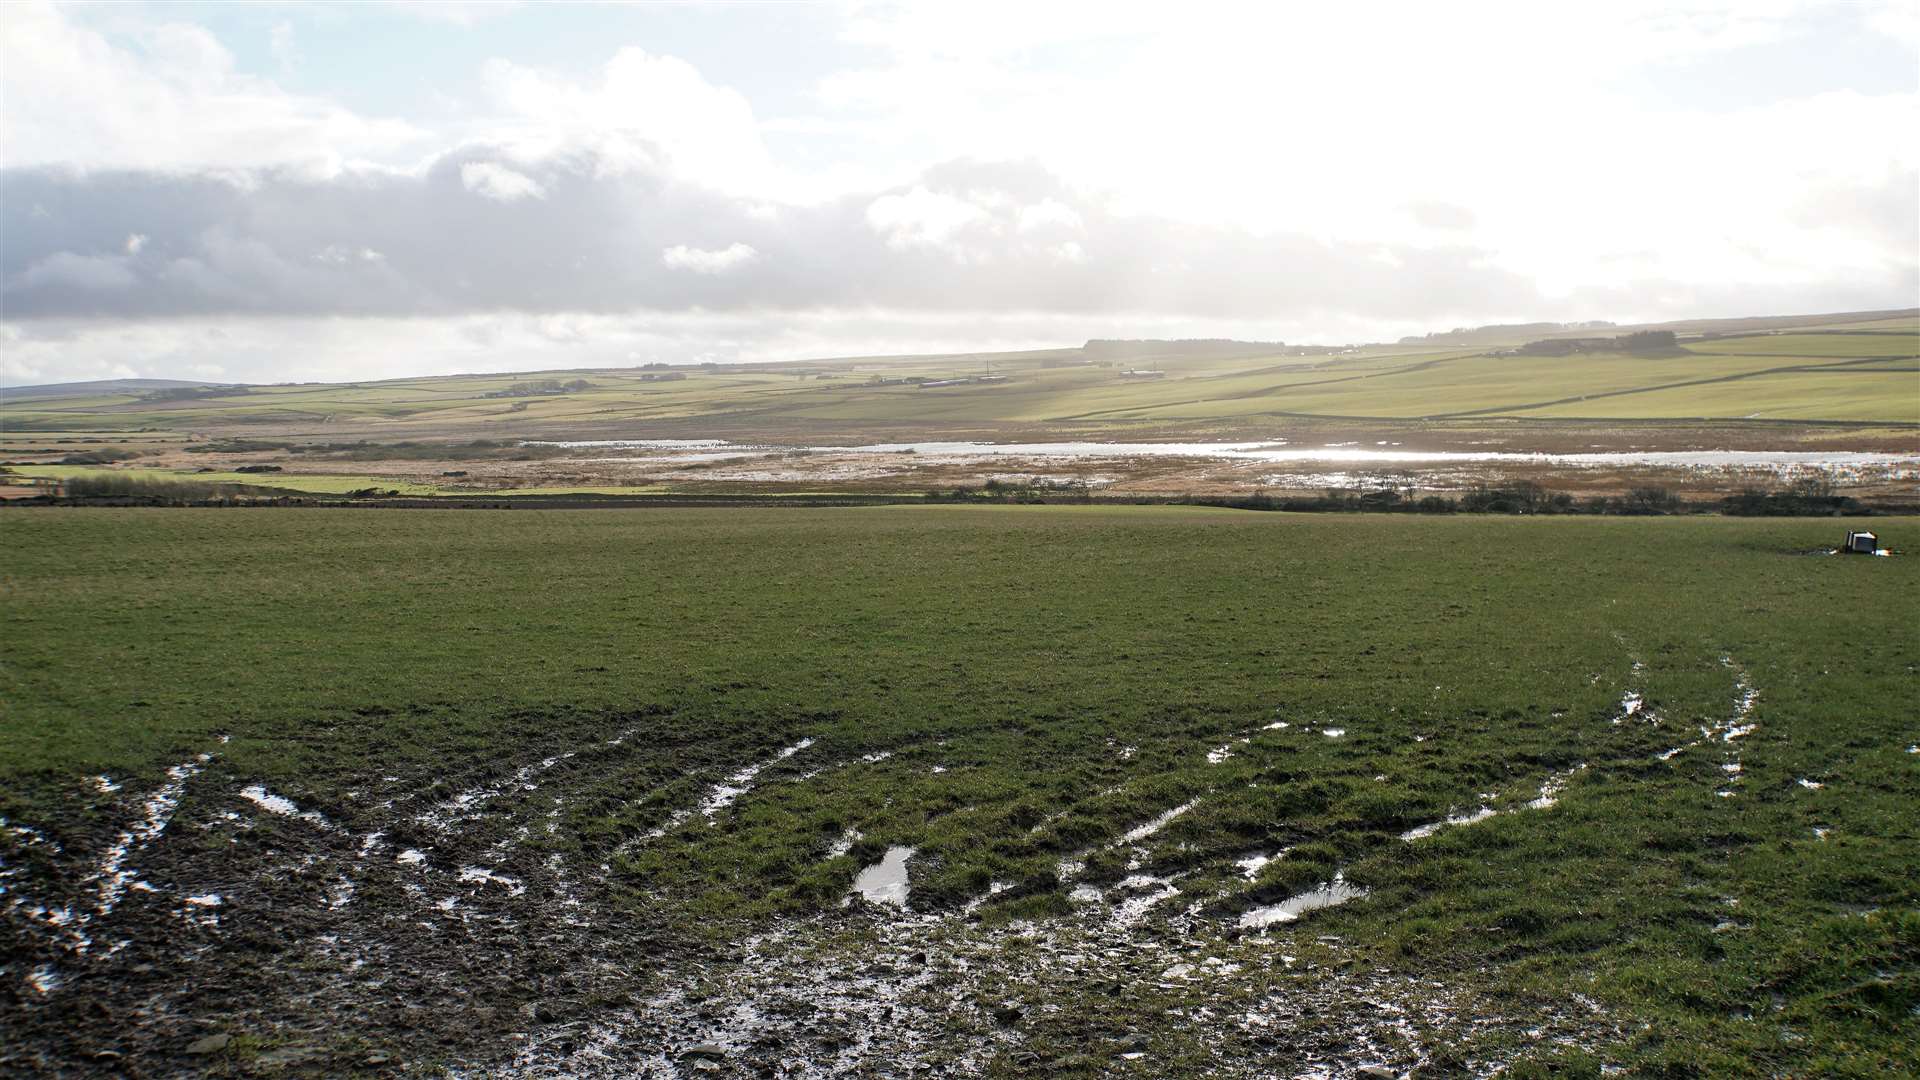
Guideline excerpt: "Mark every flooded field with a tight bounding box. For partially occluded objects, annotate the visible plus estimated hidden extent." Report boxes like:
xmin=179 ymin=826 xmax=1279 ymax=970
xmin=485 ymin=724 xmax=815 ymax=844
xmin=540 ymin=436 xmax=1920 ymax=472
xmin=500 ymin=437 xmax=1920 ymax=500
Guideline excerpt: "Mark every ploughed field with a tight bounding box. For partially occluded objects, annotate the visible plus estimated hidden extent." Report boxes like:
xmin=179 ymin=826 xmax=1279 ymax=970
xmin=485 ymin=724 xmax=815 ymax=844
xmin=3 ymin=507 xmax=1916 ymax=1078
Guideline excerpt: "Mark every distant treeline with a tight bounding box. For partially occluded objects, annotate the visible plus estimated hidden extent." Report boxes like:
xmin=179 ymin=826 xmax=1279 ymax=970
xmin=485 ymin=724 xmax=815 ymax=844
xmin=482 ymin=379 xmax=593 ymax=398
xmin=141 ymin=385 xmax=249 ymax=402
xmin=1400 ymin=321 xmax=1615 ymax=346
xmin=1203 ymin=480 xmax=1865 ymax=516
xmin=1512 ymin=330 xmax=1678 ymax=356
xmin=58 ymin=474 xmax=239 ymax=501
xmin=926 ymin=477 xmax=1877 ymax=517
xmin=20 ymin=481 xmax=1895 ymax=516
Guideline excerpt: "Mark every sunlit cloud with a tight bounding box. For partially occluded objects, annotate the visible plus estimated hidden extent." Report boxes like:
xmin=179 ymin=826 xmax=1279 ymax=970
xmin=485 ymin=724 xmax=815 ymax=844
xmin=0 ymin=0 xmax=1914 ymax=384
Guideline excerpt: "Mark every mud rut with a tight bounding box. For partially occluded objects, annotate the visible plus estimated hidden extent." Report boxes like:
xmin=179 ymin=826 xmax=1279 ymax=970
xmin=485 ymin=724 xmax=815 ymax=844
xmin=2 ymin=652 xmax=1764 ymax=1078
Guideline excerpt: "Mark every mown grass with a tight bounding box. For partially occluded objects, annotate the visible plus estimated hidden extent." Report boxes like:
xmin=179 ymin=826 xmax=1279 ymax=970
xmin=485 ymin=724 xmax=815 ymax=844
xmin=3 ymin=506 xmax=1915 ymax=1073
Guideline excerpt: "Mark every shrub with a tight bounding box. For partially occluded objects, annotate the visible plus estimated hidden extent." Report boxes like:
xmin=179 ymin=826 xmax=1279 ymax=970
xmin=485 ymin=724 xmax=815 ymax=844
xmin=1621 ymin=486 xmax=1682 ymax=514
xmin=62 ymin=474 xmax=229 ymax=502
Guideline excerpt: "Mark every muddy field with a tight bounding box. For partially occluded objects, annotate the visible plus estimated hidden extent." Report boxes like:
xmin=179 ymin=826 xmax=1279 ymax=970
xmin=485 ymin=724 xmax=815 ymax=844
xmin=4 ymin=509 xmax=1916 ymax=1077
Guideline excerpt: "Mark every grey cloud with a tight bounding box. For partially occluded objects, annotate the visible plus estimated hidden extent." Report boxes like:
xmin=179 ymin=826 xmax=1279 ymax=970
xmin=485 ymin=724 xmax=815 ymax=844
xmin=0 ymin=151 xmax=1548 ymax=322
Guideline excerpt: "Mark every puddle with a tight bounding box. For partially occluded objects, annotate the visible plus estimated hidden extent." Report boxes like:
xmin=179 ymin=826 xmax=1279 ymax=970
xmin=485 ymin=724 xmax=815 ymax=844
xmin=1112 ymin=875 xmax=1182 ymax=926
xmin=1616 ymin=692 xmax=1645 ymax=722
xmin=1207 ymin=744 xmax=1235 ymax=765
xmin=699 ymin=738 xmax=816 ymax=818
xmin=459 ymin=865 xmax=527 ymax=896
xmin=1527 ymin=765 xmax=1585 ymax=810
xmin=92 ymin=754 xmax=210 ymax=923
xmin=417 ymin=751 xmax=577 ymax=832
xmin=240 ymin=785 xmax=331 ymax=827
xmin=1239 ymin=874 xmax=1369 ymax=929
xmin=1400 ymin=806 xmax=1497 ymax=841
xmin=1121 ymin=799 xmax=1199 ymax=844
xmin=1322 ymin=728 xmax=1346 ymax=738
xmin=960 ymin=881 xmax=1012 ymax=915
xmin=239 ymin=786 xmax=299 ymax=814
xmin=1236 ymin=852 xmax=1277 ymax=879
xmin=852 ymin=846 xmax=914 ymax=906
xmin=396 ymin=849 xmax=427 ymax=866
xmin=827 ymin=828 xmax=862 ymax=858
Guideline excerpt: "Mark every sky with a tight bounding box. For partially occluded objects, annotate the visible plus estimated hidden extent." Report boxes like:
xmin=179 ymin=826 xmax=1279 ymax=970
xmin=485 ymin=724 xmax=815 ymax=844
xmin=1 ymin=0 xmax=1916 ymax=387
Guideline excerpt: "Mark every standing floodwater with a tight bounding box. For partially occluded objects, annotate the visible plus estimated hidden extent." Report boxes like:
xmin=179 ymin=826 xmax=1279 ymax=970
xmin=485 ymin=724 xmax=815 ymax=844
xmin=1238 ymin=874 xmax=1370 ymax=929
xmin=851 ymin=847 xmax=915 ymax=906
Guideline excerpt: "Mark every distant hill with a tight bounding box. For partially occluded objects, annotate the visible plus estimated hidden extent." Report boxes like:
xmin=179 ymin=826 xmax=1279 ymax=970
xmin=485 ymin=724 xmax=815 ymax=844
xmin=1595 ymin=308 xmax=1920 ymax=336
xmin=1402 ymin=309 xmax=1919 ymax=347
xmin=0 ymin=378 xmax=217 ymax=401
xmin=1401 ymin=322 xmax=1616 ymax=346
xmin=1083 ymin=339 xmax=1287 ymax=359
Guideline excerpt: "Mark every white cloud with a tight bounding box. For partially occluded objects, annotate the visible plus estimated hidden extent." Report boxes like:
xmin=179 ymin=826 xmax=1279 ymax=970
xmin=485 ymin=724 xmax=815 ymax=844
xmin=1016 ymin=199 xmax=1083 ymax=234
xmin=314 ymin=245 xmax=387 ymax=266
xmin=125 ymin=233 xmax=148 ymax=254
xmin=0 ymin=1 xmax=423 ymax=173
xmin=477 ymin=47 xmax=773 ymax=194
xmin=866 ymin=187 xmax=991 ymax=253
xmin=1867 ymin=0 xmax=1920 ymax=49
xmin=460 ymin=161 xmax=545 ymax=201
xmin=661 ymin=243 xmax=760 ymax=274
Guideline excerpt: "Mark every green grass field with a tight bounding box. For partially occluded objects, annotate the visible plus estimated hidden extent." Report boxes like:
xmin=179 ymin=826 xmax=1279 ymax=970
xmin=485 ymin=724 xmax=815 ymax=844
xmin=4 ymin=324 xmax=1915 ymax=443
xmin=3 ymin=506 xmax=1915 ymax=1076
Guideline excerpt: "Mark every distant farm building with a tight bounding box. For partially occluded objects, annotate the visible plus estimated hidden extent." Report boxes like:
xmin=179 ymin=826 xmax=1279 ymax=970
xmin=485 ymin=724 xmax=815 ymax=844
xmin=1118 ymin=369 xmax=1166 ymax=380
xmin=1843 ymin=531 xmax=1879 ymax=554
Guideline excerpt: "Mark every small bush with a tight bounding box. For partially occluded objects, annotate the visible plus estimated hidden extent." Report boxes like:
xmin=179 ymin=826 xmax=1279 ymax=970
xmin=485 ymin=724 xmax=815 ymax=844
xmin=1622 ymin=486 xmax=1682 ymax=515
xmin=62 ymin=474 xmax=229 ymax=502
